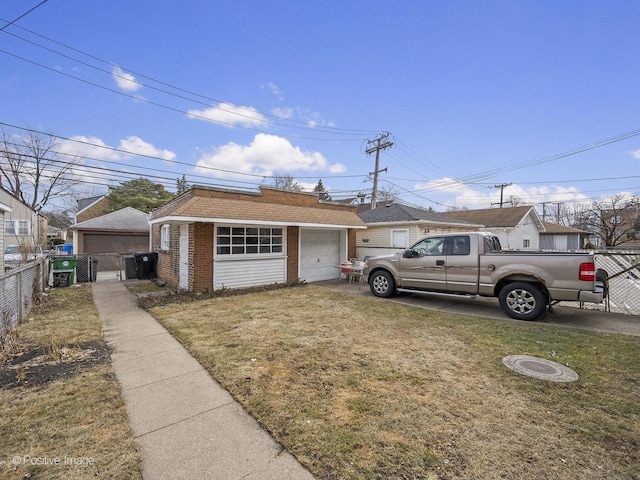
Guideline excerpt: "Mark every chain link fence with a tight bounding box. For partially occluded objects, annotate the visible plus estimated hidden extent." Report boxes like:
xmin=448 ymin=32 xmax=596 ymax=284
xmin=593 ymin=251 xmax=640 ymax=315
xmin=0 ymin=258 xmax=47 ymax=340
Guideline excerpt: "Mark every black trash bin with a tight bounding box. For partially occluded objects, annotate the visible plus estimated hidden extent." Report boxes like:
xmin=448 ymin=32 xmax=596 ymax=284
xmin=134 ymin=252 xmax=158 ymax=280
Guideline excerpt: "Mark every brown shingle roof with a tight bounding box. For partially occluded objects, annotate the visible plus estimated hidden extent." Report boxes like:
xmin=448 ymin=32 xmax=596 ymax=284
xmin=541 ymin=221 xmax=587 ymax=234
xmin=151 ymin=196 xmax=366 ymax=228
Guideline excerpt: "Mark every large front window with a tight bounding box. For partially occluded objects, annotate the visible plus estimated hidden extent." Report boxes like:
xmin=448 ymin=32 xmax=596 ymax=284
xmin=216 ymin=226 xmax=283 ymax=255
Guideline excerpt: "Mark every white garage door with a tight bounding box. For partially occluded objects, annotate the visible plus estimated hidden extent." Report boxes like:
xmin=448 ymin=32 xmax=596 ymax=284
xmin=300 ymin=230 xmax=341 ymax=282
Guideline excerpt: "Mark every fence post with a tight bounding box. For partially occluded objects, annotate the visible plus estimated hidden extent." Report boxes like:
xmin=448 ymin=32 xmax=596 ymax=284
xmin=16 ymin=269 xmax=23 ymax=324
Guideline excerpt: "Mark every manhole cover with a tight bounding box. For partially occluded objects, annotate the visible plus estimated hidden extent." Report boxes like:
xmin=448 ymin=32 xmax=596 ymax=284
xmin=502 ymin=355 xmax=579 ymax=382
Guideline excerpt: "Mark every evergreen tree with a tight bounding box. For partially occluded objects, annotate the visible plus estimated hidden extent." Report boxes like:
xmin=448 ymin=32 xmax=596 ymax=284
xmin=106 ymin=178 xmax=174 ymax=213
xmin=313 ymin=178 xmax=331 ymax=201
xmin=176 ymin=174 xmax=189 ymax=195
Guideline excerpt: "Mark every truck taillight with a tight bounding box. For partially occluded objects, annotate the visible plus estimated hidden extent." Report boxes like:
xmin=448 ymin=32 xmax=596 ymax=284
xmin=579 ymin=262 xmax=596 ymax=281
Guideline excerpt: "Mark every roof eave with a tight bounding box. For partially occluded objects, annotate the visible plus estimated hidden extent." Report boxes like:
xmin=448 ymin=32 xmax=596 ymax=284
xmin=149 ymin=215 xmax=366 ymax=229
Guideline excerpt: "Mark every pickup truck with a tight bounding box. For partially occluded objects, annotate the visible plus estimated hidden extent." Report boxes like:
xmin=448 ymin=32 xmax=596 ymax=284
xmin=363 ymin=232 xmax=608 ymax=321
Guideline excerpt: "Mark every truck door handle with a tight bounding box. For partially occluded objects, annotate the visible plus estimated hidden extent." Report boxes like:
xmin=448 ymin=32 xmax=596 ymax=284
xmin=436 ymin=260 xmax=445 ymax=266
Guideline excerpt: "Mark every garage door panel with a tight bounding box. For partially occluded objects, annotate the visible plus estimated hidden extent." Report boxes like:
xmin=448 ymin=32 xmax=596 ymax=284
xmin=300 ymin=230 xmax=341 ymax=283
xmin=83 ymin=233 xmax=149 ymax=254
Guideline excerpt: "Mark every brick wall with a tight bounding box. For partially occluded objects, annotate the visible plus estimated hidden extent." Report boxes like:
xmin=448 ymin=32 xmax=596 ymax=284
xmin=153 ymin=223 xmax=180 ymax=289
xmin=348 ymin=228 xmax=357 ymax=260
xmin=191 ymin=223 xmax=213 ymax=293
xmin=152 ymin=185 xmax=360 ymax=216
xmin=76 ymin=197 xmax=110 ymax=223
xmin=287 ymin=226 xmax=299 ymax=282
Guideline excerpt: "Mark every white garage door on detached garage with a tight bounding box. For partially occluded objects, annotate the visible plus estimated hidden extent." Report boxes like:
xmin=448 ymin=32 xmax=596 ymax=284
xmin=300 ymin=229 xmax=342 ymax=282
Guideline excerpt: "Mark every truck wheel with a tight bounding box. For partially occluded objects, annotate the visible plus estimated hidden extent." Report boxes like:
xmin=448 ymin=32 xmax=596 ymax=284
xmin=498 ymin=282 xmax=546 ymax=321
xmin=369 ymin=270 xmax=396 ymax=298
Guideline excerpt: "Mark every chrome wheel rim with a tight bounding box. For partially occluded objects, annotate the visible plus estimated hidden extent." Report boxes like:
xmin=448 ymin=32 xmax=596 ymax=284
xmin=505 ymin=289 xmax=536 ymax=315
xmin=372 ymin=275 xmax=389 ymax=295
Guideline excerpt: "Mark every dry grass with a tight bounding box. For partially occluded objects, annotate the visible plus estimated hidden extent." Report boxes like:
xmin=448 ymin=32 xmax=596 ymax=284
xmin=148 ymin=285 xmax=640 ymax=480
xmin=0 ymin=285 xmax=142 ymax=480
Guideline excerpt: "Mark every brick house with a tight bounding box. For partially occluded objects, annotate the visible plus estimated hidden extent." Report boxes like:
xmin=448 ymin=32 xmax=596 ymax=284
xmin=75 ymin=195 xmax=109 ymax=223
xmin=149 ymin=186 xmax=366 ymax=292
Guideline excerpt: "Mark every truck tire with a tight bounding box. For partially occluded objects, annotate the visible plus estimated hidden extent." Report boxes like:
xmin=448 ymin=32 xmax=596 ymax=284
xmin=498 ymin=282 xmax=547 ymax=321
xmin=369 ymin=270 xmax=396 ymax=298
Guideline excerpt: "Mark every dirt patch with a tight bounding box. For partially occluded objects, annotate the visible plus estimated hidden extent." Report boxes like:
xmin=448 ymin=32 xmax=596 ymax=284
xmin=136 ymin=280 xmax=307 ymax=309
xmin=0 ymin=340 xmax=111 ymax=389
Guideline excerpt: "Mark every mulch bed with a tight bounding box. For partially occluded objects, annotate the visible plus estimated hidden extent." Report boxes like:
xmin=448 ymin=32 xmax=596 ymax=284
xmin=0 ymin=340 xmax=111 ymax=389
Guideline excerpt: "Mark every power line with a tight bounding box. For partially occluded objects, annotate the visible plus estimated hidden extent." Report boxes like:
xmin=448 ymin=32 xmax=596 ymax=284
xmin=0 ymin=122 xmax=374 ymax=182
xmin=0 ymin=1 xmax=48 ymax=32
xmin=0 ymin=21 xmax=378 ymax=138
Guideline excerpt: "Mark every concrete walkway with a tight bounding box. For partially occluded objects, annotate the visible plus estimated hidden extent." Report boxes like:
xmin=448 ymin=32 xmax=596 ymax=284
xmin=92 ymin=282 xmax=314 ymax=480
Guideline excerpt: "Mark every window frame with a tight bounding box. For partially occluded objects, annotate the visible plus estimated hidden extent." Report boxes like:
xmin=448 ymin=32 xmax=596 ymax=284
xmin=215 ymin=224 xmax=284 ymax=257
xmin=160 ymin=224 xmax=171 ymax=251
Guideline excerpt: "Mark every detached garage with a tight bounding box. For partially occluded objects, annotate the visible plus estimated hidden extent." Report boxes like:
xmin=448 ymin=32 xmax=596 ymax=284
xmin=150 ymin=186 xmax=366 ymax=292
xmin=69 ymin=207 xmax=150 ymax=254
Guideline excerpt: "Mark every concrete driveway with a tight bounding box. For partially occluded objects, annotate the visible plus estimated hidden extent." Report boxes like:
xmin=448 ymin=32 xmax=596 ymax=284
xmin=318 ymin=279 xmax=640 ymax=337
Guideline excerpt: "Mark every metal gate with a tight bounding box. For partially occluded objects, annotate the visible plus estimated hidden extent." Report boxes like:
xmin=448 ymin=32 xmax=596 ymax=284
xmin=75 ymin=253 xmax=124 ymax=282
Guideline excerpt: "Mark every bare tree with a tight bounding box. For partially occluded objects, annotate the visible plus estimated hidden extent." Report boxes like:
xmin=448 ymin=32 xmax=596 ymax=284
xmin=267 ymin=173 xmax=304 ymax=192
xmin=0 ymin=127 xmax=82 ymax=212
xmin=574 ymin=194 xmax=640 ymax=247
xmin=377 ymin=184 xmax=400 ymax=203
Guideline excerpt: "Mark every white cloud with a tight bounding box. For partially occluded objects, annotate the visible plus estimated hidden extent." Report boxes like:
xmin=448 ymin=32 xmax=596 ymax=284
xmin=194 ymin=133 xmax=343 ymax=180
xmin=118 ymin=136 xmax=176 ymax=162
xmin=298 ymin=109 xmax=335 ymax=128
xmin=633 ymin=148 xmax=640 ymax=159
xmin=59 ymin=136 xmax=122 ymax=161
xmin=60 ymin=136 xmax=175 ymax=163
xmin=415 ymin=178 xmax=591 ymax=210
xmin=267 ymin=81 xmax=282 ymax=96
xmin=271 ymin=107 xmax=293 ymax=119
xmin=187 ymin=102 xmax=267 ymax=128
xmin=112 ymin=66 xmax=141 ymax=92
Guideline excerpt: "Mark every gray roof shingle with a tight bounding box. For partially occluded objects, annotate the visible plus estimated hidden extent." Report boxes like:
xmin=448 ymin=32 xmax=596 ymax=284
xmin=70 ymin=207 xmax=149 ymax=231
xmin=358 ymin=203 xmax=478 ymax=226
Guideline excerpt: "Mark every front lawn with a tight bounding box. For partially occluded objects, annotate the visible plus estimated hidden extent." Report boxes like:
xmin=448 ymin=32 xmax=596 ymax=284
xmin=0 ymin=285 xmax=142 ymax=480
xmin=148 ymin=285 xmax=640 ymax=480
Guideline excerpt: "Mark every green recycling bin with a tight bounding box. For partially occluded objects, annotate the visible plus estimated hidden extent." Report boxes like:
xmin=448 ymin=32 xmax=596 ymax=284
xmin=52 ymin=256 xmax=78 ymax=286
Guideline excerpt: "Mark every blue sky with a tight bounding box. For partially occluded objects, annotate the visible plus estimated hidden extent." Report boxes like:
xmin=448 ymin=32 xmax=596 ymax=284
xmin=1 ymin=1 xmax=639 ymax=215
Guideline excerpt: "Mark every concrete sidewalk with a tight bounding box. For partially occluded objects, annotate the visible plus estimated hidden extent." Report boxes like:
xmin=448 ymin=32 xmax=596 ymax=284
xmin=92 ymin=282 xmax=314 ymax=480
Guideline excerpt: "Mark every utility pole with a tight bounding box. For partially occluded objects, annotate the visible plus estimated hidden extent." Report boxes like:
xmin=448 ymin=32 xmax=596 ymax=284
xmin=492 ymin=183 xmax=512 ymax=208
xmin=365 ymin=131 xmax=393 ymax=209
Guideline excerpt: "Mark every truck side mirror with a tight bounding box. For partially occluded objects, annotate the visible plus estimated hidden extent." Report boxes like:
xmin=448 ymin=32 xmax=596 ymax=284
xmin=402 ymin=249 xmax=416 ymax=258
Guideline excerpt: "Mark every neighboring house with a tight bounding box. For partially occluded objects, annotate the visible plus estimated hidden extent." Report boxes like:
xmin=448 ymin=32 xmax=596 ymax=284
xmin=444 ymin=206 xmax=543 ymax=250
xmin=356 ymin=202 xmax=482 ymax=258
xmin=0 ymin=186 xmax=48 ymax=249
xmin=539 ymin=221 xmax=587 ymax=250
xmin=46 ymin=225 xmax=65 ymax=245
xmin=75 ymin=194 xmax=109 ymax=223
xmin=68 ymin=207 xmax=150 ymax=254
xmin=149 ymin=185 xmax=366 ymax=292
xmin=0 ymin=201 xmax=10 ymax=272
